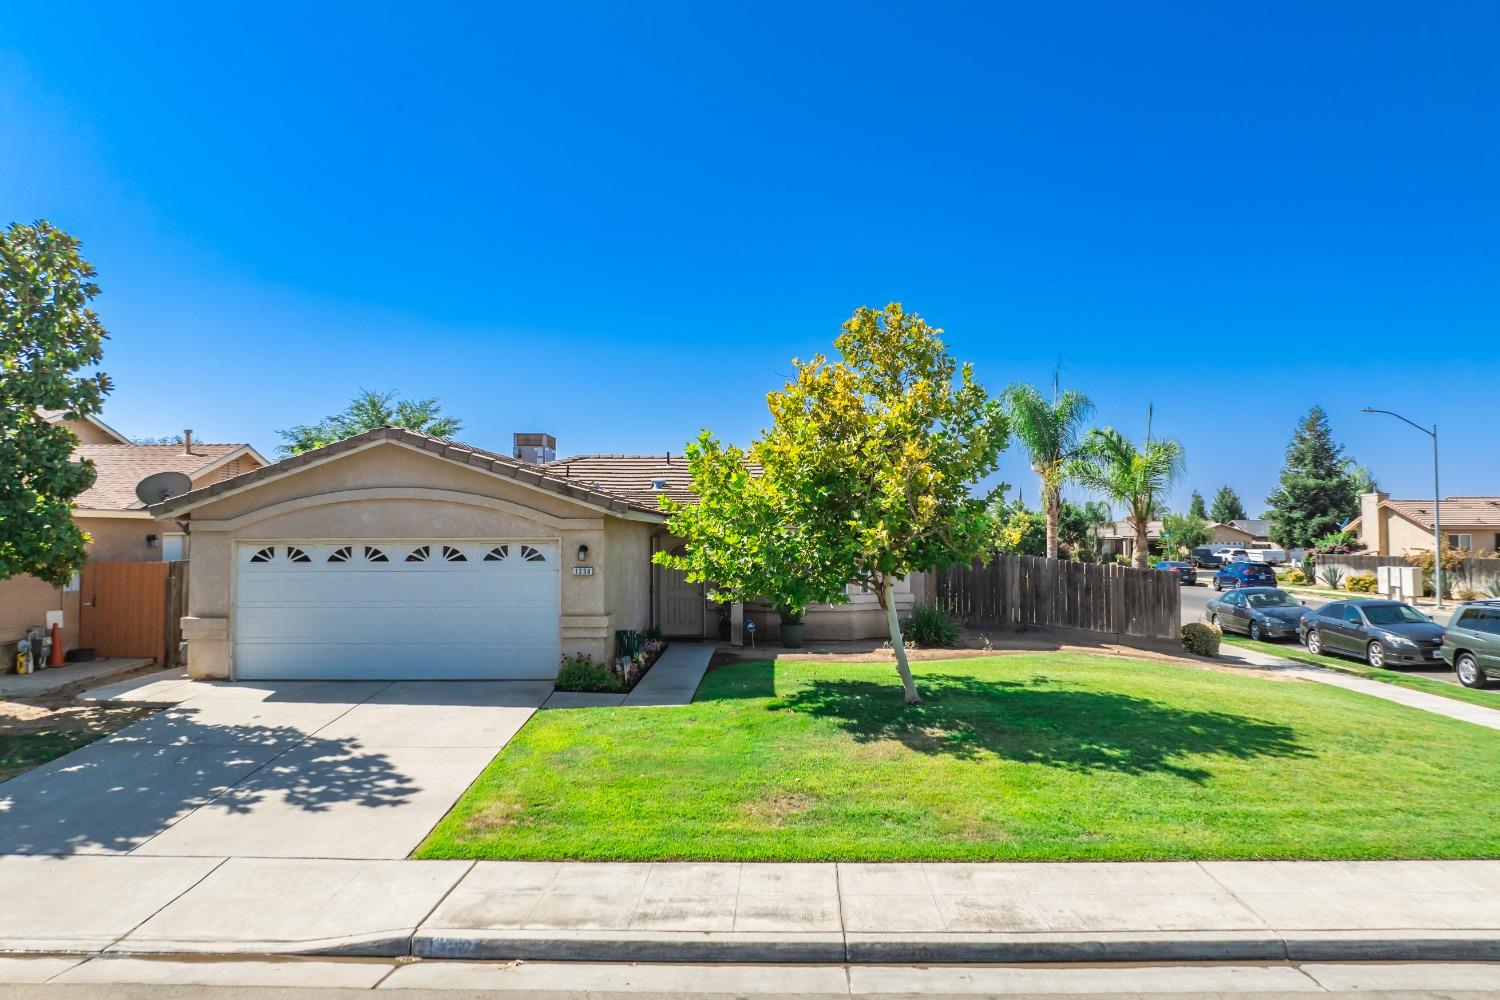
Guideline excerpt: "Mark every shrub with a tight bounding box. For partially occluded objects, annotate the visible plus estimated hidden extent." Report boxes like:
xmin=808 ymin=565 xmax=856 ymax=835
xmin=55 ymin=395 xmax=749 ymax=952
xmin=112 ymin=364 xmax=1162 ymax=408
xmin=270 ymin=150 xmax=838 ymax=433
xmin=1457 ymin=587 xmax=1485 ymax=601
xmin=1345 ymin=572 xmax=1377 ymax=594
xmin=903 ymin=602 xmax=962 ymax=647
xmin=1320 ymin=565 xmax=1346 ymax=589
xmin=1485 ymin=575 xmax=1500 ymax=599
xmin=554 ymin=655 xmax=625 ymax=693
xmin=1181 ymin=621 xmax=1221 ymax=657
xmin=1285 ymin=568 xmax=1307 ymax=585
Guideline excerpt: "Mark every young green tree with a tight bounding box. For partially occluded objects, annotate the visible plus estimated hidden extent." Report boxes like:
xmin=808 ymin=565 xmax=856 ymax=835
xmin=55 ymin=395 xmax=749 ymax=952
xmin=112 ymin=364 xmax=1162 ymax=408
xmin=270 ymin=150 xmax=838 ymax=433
xmin=1 ymin=221 xmax=112 ymax=585
xmin=658 ymin=303 xmax=1008 ymax=704
xmin=276 ymin=388 xmax=463 ymax=456
xmin=1187 ymin=490 xmax=1208 ymax=520
xmin=988 ymin=496 xmax=1047 ymax=556
xmin=1210 ymin=485 xmax=1247 ymax=522
xmin=1071 ymin=427 xmax=1186 ymax=570
xmin=1265 ymin=406 xmax=1358 ymax=549
xmin=1160 ymin=512 xmax=1212 ymax=558
xmin=1001 ymin=375 xmax=1094 ymax=559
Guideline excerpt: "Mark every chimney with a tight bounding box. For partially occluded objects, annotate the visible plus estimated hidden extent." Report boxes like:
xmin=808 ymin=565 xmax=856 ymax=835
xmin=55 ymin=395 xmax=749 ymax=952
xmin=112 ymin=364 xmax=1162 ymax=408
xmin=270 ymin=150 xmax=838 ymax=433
xmin=183 ymin=429 xmax=194 ymax=456
xmin=512 ymin=432 xmax=556 ymax=464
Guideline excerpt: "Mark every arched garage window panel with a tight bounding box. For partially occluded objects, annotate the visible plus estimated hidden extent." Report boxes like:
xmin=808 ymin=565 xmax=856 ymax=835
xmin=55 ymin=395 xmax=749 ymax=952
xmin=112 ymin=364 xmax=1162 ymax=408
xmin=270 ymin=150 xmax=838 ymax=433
xmin=363 ymin=546 xmax=389 ymax=563
xmin=520 ymin=545 xmax=546 ymax=563
xmin=286 ymin=547 xmax=312 ymax=563
xmin=442 ymin=545 xmax=467 ymax=562
xmin=484 ymin=545 xmax=509 ymax=562
xmin=328 ymin=546 xmax=353 ymax=563
xmin=406 ymin=545 xmax=430 ymax=563
xmin=249 ymin=546 xmax=276 ymax=563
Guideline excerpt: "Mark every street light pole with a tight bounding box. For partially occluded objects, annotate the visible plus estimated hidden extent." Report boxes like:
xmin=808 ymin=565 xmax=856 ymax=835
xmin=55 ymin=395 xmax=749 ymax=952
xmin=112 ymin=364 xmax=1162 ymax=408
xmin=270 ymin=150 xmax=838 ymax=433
xmin=1360 ymin=407 xmax=1443 ymax=608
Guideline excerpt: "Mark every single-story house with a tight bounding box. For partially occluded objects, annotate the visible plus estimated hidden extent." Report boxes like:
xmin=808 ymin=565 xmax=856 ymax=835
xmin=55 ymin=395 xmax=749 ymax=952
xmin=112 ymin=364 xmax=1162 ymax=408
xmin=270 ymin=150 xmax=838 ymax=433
xmin=1351 ymin=492 xmax=1500 ymax=556
xmin=149 ymin=428 xmax=921 ymax=682
xmin=1095 ymin=518 xmax=1268 ymax=560
xmin=1 ymin=412 xmax=266 ymax=651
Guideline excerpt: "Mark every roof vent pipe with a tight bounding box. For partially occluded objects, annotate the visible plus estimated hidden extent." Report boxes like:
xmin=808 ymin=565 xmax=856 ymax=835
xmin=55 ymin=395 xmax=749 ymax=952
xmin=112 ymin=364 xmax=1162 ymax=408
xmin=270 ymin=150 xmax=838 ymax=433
xmin=183 ymin=429 xmax=193 ymax=455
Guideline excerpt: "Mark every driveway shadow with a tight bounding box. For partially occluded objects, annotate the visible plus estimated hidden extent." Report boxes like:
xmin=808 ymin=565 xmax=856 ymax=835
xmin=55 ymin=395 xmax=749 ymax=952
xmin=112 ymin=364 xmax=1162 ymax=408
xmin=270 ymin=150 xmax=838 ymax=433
xmin=770 ymin=672 xmax=1310 ymax=782
xmin=0 ymin=712 xmax=418 ymax=855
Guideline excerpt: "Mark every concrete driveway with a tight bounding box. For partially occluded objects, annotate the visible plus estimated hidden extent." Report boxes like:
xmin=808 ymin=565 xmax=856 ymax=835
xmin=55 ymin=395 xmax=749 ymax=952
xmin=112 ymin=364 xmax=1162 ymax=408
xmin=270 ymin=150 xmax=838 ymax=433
xmin=0 ymin=679 xmax=549 ymax=859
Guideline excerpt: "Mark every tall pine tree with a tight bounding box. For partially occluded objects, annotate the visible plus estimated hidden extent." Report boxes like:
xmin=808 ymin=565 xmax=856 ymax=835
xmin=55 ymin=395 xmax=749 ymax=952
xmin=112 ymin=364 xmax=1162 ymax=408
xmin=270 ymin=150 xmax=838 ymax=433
xmin=1210 ymin=485 xmax=1247 ymax=522
xmin=1188 ymin=490 xmax=1208 ymax=520
xmin=1265 ymin=406 xmax=1357 ymax=548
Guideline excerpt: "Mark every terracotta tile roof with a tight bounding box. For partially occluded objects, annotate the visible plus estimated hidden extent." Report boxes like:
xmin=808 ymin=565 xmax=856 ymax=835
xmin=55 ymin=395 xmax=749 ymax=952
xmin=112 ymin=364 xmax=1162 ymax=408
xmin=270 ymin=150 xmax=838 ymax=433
xmin=74 ymin=443 xmax=252 ymax=510
xmin=149 ymin=428 xmax=668 ymax=519
xmin=1382 ymin=496 xmax=1500 ymax=529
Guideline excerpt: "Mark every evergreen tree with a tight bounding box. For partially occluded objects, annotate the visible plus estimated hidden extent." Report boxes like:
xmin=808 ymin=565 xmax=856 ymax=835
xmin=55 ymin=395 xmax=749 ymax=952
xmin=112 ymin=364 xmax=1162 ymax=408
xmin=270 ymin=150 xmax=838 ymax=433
xmin=1187 ymin=490 xmax=1208 ymax=520
xmin=1210 ymin=485 xmax=1247 ymax=522
xmin=1265 ymin=406 xmax=1358 ymax=548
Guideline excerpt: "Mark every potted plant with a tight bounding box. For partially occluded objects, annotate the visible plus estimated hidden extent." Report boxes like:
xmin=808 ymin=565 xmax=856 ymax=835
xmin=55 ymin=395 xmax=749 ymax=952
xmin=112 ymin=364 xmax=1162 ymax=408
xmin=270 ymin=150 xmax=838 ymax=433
xmin=777 ymin=605 xmax=805 ymax=648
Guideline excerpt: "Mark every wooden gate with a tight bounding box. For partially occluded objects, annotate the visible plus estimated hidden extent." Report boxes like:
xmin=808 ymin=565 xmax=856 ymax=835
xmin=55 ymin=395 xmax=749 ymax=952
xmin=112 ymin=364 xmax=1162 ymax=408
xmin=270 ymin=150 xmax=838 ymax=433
xmin=79 ymin=561 xmax=188 ymax=664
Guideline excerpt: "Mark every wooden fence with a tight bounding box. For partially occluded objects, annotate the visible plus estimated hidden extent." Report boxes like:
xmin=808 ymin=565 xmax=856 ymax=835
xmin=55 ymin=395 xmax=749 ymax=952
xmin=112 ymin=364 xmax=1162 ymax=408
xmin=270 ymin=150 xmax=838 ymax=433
xmin=79 ymin=560 xmax=189 ymax=666
xmin=932 ymin=555 xmax=1182 ymax=639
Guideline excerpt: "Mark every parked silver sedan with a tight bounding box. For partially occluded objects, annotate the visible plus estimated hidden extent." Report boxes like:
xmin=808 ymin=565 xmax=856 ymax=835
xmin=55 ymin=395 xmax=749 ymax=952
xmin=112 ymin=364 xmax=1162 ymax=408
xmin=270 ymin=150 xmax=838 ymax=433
xmin=1204 ymin=587 xmax=1309 ymax=642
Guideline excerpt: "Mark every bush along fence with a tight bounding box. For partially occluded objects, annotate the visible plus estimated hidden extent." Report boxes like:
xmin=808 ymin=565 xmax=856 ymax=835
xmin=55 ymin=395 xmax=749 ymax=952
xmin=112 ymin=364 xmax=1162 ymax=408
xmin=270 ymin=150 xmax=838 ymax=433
xmin=931 ymin=554 xmax=1181 ymax=640
xmin=1313 ymin=553 xmax=1500 ymax=598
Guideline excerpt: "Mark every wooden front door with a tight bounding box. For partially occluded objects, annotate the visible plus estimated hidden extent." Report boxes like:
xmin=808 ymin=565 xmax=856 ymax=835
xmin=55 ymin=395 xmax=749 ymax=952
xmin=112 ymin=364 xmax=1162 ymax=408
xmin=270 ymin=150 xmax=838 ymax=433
xmin=656 ymin=546 xmax=705 ymax=637
xmin=80 ymin=561 xmax=170 ymax=661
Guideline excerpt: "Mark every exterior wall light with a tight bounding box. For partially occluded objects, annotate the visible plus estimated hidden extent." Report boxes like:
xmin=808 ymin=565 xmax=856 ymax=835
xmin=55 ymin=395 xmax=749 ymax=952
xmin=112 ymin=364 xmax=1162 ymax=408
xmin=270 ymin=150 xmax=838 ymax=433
xmin=577 ymin=544 xmax=589 ymax=562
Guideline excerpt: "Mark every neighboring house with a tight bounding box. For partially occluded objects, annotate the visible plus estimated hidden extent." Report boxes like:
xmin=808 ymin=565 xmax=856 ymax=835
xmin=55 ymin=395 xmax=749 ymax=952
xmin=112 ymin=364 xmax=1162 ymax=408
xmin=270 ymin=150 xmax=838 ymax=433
xmin=0 ymin=413 xmax=267 ymax=651
xmin=148 ymin=428 xmax=922 ymax=683
xmin=1351 ymin=492 xmax=1500 ymax=556
xmin=1095 ymin=518 xmax=1267 ymax=560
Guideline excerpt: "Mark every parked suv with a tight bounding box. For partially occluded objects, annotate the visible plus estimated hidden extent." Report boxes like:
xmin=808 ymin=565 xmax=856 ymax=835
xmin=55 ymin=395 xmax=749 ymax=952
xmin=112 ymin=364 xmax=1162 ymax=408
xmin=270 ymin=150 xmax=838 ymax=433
xmin=1441 ymin=600 xmax=1500 ymax=689
xmin=1212 ymin=560 xmax=1276 ymax=591
xmin=1298 ymin=599 xmax=1445 ymax=669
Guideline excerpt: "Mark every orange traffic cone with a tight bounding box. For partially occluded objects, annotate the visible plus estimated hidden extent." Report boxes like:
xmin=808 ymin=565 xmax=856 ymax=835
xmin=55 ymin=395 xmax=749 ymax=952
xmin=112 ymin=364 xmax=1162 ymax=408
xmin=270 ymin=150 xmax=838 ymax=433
xmin=48 ymin=623 xmax=65 ymax=667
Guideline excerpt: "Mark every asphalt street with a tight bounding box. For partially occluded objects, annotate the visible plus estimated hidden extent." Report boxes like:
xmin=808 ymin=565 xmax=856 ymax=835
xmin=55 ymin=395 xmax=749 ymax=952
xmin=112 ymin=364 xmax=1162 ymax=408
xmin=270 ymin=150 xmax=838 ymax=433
xmin=1178 ymin=582 xmax=1460 ymax=685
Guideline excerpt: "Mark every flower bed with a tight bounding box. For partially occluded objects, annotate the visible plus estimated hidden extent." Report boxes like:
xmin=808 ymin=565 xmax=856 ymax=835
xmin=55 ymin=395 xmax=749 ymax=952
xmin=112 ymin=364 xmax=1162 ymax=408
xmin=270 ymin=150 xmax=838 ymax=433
xmin=553 ymin=633 xmax=669 ymax=693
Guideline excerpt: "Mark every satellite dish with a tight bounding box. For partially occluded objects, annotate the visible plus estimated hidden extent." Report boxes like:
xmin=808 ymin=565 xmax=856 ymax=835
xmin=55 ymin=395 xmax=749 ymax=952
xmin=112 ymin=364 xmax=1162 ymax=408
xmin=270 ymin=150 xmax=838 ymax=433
xmin=135 ymin=471 xmax=194 ymax=506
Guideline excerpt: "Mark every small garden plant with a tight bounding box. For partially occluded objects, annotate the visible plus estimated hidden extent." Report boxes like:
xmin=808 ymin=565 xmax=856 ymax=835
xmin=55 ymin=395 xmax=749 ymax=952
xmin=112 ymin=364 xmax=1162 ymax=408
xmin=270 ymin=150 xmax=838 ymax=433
xmin=1180 ymin=621 xmax=1221 ymax=657
xmin=902 ymin=602 xmax=963 ymax=647
xmin=554 ymin=654 xmax=625 ymax=693
xmin=1345 ymin=572 xmax=1377 ymax=594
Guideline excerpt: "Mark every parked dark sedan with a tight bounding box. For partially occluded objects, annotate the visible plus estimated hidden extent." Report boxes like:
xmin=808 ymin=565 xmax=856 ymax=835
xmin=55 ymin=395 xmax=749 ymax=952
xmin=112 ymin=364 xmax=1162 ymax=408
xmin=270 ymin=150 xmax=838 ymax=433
xmin=1212 ymin=560 xmax=1277 ymax=591
xmin=1204 ymin=587 xmax=1307 ymax=641
xmin=1155 ymin=560 xmax=1198 ymax=585
xmin=1298 ymin=599 xmax=1445 ymax=668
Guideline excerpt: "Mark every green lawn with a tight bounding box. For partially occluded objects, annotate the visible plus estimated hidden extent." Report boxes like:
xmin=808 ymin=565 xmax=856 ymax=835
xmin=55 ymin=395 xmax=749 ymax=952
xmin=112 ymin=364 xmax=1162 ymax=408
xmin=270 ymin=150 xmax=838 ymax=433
xmin=1221 ymin=635 xmax=1500 ymax=710
xmin=416 ymin=654 xmax=1500 ymax=863
xmin=0 ymin=730 xmax=106 ymax=784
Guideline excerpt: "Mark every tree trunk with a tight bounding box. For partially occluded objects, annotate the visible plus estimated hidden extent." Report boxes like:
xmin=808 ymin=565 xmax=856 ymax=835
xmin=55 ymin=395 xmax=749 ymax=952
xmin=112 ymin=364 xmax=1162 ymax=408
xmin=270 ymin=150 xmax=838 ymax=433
xmin=1045 ymin=486 xmax=1060 ymax=560
xmin=878 ymin=576 xmax=922 ymax=704
xmin=1133 ymin=518 xmax=1149 ymax=570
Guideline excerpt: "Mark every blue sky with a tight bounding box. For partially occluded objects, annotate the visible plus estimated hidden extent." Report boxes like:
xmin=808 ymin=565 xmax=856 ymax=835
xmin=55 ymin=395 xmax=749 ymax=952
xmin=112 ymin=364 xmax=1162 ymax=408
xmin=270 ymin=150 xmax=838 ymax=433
xmin=4 ymin=2 xmax=1496 ymax=515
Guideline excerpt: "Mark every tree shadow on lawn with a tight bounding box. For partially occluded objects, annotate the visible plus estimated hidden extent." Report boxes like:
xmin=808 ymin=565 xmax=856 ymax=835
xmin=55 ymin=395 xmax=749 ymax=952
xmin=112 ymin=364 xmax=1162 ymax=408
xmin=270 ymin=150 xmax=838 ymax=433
xmin=765 ymin=671 xmax=1312 ymax=782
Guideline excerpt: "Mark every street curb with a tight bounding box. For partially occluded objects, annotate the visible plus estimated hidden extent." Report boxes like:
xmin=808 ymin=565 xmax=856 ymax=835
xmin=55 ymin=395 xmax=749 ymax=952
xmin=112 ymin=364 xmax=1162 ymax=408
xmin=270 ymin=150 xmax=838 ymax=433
xmin=413 ymin=929 xmax=847 ymax=963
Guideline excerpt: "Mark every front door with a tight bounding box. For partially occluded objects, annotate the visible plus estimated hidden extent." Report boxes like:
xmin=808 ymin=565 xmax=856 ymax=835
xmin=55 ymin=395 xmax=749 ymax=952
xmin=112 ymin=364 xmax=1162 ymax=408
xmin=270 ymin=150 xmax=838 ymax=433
xmin=657 ymin=546 xmax=705 ymax=637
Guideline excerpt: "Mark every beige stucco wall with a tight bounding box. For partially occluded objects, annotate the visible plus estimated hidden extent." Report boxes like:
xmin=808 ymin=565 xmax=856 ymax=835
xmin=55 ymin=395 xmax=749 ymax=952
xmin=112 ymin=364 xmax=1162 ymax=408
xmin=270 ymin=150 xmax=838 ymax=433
xmin=168 ymin=440 xmax=656 ymax=679
xmin=79 ymin=516 xmax=161 ymax=562
xmin=59 ymin=417 xmax=120 ymax=445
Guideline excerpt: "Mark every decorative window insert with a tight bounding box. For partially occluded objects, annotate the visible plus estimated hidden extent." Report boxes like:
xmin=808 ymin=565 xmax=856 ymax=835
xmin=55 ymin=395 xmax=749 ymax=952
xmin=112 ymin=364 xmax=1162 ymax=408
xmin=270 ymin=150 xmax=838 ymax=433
xmin=249 ymin=546 xmax=276 ymax=563
xmin=520 ymin=545 xmax=546 ymax=563
xmin=484 ymin=545 xmax=509 ymax=562
xmin=363 ymin=546 xmax=389 ymax=563
xmin=328 ymin=546 xmax=353 ymax=563
xmin=406 ymin=545 xmax=430 ymax=563
xmin=442 ymin=545 xmax=467 ymax=562
xmin=286 ymin=546 xmax=312 ymax=563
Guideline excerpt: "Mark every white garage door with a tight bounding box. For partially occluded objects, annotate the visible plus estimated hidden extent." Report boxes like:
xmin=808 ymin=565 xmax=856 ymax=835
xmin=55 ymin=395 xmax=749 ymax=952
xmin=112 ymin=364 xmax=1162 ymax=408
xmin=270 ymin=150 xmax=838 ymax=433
xmin=233 ymin=540 xmax=560 ymax=680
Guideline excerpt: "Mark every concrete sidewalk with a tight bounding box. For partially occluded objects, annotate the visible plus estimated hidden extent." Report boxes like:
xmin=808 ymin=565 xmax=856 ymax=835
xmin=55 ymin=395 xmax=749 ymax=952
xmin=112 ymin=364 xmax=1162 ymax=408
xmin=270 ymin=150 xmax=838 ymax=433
xmin=1221 ymin=645 xmax=1500 ymax=731
xmin=2 ymin=856 xmax=1496 ymax=964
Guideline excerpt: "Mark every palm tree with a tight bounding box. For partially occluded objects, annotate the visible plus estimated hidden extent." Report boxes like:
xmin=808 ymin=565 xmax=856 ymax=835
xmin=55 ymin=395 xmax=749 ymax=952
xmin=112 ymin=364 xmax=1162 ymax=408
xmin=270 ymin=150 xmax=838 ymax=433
xmin=1071 ymin=426 xmax=1186 ymax=570
xmin=1002 ymin=376 xmax=1095 ymax=559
